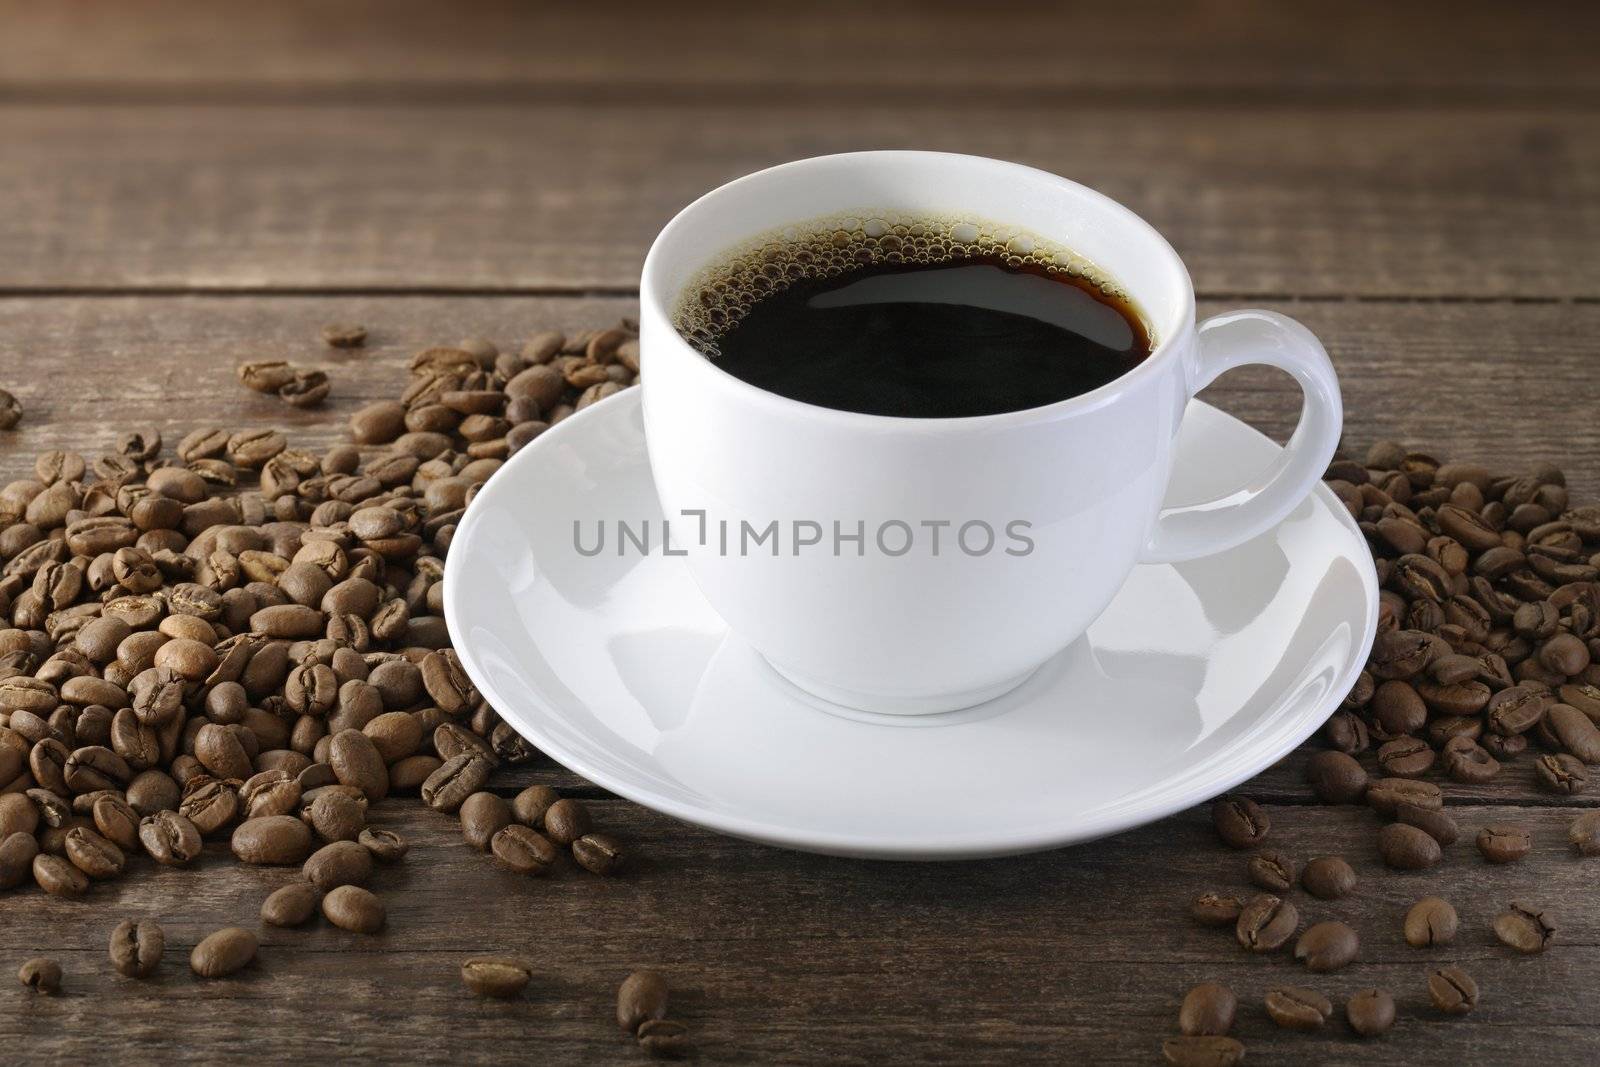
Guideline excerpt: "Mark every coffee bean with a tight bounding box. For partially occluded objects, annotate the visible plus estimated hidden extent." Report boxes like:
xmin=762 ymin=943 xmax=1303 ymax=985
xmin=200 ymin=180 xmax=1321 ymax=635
xmin=1404 ymin=897 xmax=1459 ymax=947
xmin=139 ymin=810 xmax=202 ymax=866
xmin=1493 ymin=902 xmax=1553 ymax=953
xmin=92 ymin=794 xmax=141 ymax=851
xmin=1396 ymin=802 xmax=1460 ymax=846
xmin=321 ymin=884 xmax=385 ymax=933
xmin=64 ymin=825 xmax=126 ymax=879
xmin=512 ymin=784 xmax=560 ymax=828
xmin=322 ymin=324 xmax=367 ymax=348
xmin=636 ymin=1018 xmax=691 ymax=1058
xmin=1178 ymin=982 xmax=1236 ymax=1036
xmin=1570 ymin=811 xmax=1600 ymax=855
xmin=308 ymin=790 xmax=368 ymax=843
xmin=1441 ymin=735 xmax=1500 ymax=782
xmin=1236 ymin=894 xmax=1298 ymax=952
xmin=618 ymin=969 xmax=671 ymax=1033
xmin=191 ymin=927 xmax=257 ymax=977
xmin=1377 ymin=735 xmax=1435 ymax=777
xmin=491 ymin=823 xmax=558 ymax=876
xmin=1300 ymin=856 xmax=1357 ymax=899
xmin=1295 ymin=921 xmax=1359 ymax=972
xmin=1346 ymin=988 xmax=1396 ymax=1037
xmin=573 ymin=833 xmax=625 ymax=875
xmin=1304 ymin=750 xmax=1368 ymax=803
xmin=1263 ymin=986 xmax=1332 ymax=1030
xmin=328 ymin=729 xmax=389 ymax=802
xmin=1367 ymin=777 xmax=1442 ymax=816
xmin=18 ymin=957 xmax=61 ymax=993
xmin=232 ymin=815 xmax=314 ymax=865
xmin=304 ymin=839 xmax=374 ymax=890
xmin=1324 ymin=710 xmax=1370 ymax=754
xmin=461 ymin=956 xmax=533 ymax=999
xmin=459 ymin=791 xmax=512 ymax=851
xmin=262 ymin=882 xmax=321 ymax=927
xmin=543 ymin=797 xmax=592 ymax=846
xmin=1476 ymin=824 xmax=1531 ymax=864
xmin=1379 ymin=822 xmax=1442 ymax=869
xmin=421 ymin=753 xmax=490 ymax=813
xmin=1535 ymin=752 xmax=1588 ymax=794
xmin=1246 ymin=851 xmax=1294 ymax=892
xmin=33 ymin=852 xmax=90 ymax=897
xmin=1189 ymin=893 xmax=1245 ymax=928
xmin=358 ymin=827 xmax=409 ymax=862
xmin=109 ymin=918 xmax=164 ymax=978
xmin=1428 ymin=965 xmax=1478 ymax=1015
xmin=0 ymin=831 xmax=40 ymax=889
xmin=1211 ymin=795 xmax=1269 ymax=849
xmin=0 ymin=389 xmax=23 ymax=430
xmin=1160 ymin=1036 xmax=1243 ymax=1067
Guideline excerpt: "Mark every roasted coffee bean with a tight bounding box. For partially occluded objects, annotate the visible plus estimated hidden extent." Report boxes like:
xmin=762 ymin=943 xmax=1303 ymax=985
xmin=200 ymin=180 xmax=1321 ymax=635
xmin=637 ymin=1018 xmax=692 ymax=1058
xmin=1346 ymin=988 xmax=1396 ymax=1037
xmin=1178 ymin=982 xmax=1236 ymax=1036
xmin=1300 ymin=856 xmax=1357 ymax=899
xmin=461 ymin=956 xmax=533 ymax=999
xmin=1378 ymin=735 xmax=1436 ymax=777
xmin=328 ymin=729 xmax=389 ymax=802
xmin=1305 ymin=750 xmax=1368 ymax=803
xmin=618 ymin=969 xmax=671 ymax=1033
xmin=1476 ymin=824 xmax=1531 ymax=864
xmin=1211 ymin=795 xmax=1269 ymax=849
xmin=1441 ymin=735 xmax=1500 ymax=783
xmin=1428 ymin=965 xmax=1478 ymax=1015
xmin=1367 ymin=777 xmax=1442 ymax=815
xmin=1570 ymin=810 xmax=1600 ymax=855
xmin=421 ymin=753 xmax=489 ymax=813
xmin=0 ymin=831 xmax=40 ymax=889
xmin=178 ymin=779 xmax=239 ymax=837
xmin=491 ymin=823 xmax=558 ymax=876
xmin=1405 ymin=897 xmax=1459 ymax=947
xmin=1486 ymin=685 xmax=1551 ymax=736
xmin=232 ymin=815 xmax=314 ymax=865
xmin=304 ymin=839 xmax=374 ymax=890
xmin=511 ymin=784 xmax=560 ymax=828
xmin=1246 ymin=851 xmax=1295 ymax=891
xmin=459 ymin=791 xmax=512 ymax=851
xmin=1264 ymin=986 xmax=1333 ymax=1031
xmin=1379 ymin=822 xmax=1442 ymax=869
xmin=191 ymin=927 xmax=257 ymax=977
xmin=1190 ymin=893 xmax=1245 ymax=928
xmin=92 ymin=793 xmax=141 ymax=851
xmin=0 ymin=389 xmax=23 ymax=430
xmin=139 ymin=810 xmax=201 ymax=866
xmin=1535 ymin=752 xmax=1588 ymax=794
xmin=573 ymin=833 xmax=625 ymax=875
xmin=33 ymin=852 xmax=90 ymax=897
xmin=1160 ymin=1036 xmax=1243 ymax=1067
xmin=308 ymin=790 xmax=367 ymax=843
xmin=262 ymin=881 xmax=321 ymax=927
xmin=1295 ymin=921 xmax=1359 ymax=972
xmin=64 ymin=825 xmax=126 ymax=879
xmin=1236 ymin=894 xmax=1298 ymax=952
xmin=1547 ymin=703 xmax=1600 ymax=762
xmin=109 ymin=918 xmax=164 ymax=978
xmin=1396 ymin=802 xmax=1460 ymax=846
xmin=357 ymin=827 xmax=408 ymax=862
xmin=1494 ymin=903 xmax=1553 ymax=953
xmin=18 ymin=957 xmax=61 ymax=993
xmin=322 ymin=884 xmax=385 ymax=933
xmin=543 ymin=797 xmax=592 ymax=846
xmin=1324 ymin=710 xmax=1370 ymax=754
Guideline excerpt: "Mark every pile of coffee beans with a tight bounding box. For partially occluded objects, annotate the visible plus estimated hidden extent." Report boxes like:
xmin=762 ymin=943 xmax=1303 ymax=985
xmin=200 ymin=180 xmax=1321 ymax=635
xmin=3 ymin=321 xmax=671 ymax=1048
xmin=1164 ymin=443 xmax=1600 ymax=1064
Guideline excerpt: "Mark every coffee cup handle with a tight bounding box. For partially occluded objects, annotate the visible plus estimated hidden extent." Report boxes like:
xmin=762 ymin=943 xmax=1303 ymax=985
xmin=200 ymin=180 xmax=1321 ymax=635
xmin=1140 ymin=309 xmax=1342 ymax=564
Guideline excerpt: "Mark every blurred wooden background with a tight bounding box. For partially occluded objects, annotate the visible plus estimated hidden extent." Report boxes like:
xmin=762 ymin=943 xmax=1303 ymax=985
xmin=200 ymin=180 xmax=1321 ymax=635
xmin=1 ymin=3 xmax=1597 ymax=1063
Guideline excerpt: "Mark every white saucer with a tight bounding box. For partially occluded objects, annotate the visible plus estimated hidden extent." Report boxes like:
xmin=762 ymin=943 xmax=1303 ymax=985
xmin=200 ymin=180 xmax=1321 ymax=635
xmin=444 ymin=389 xmax=1378 ymax=860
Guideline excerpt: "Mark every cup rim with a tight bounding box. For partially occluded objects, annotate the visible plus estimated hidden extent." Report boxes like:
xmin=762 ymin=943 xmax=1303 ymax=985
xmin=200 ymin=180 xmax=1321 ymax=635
xmin=641 ymin=150 xmax=1196 ymax=429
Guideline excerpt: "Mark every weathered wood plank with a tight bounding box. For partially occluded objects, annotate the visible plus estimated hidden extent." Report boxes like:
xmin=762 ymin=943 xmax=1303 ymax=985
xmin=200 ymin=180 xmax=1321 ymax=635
xmin=2 ymin=105 xmax=1596 ymax=296
xmin=0 ymin=1 xmax=1593 ymax=102
xmin=1 ymin=800 xmax=1595 ymax=1063
xmin=3 ymin=296 xmax=1595 ymax=496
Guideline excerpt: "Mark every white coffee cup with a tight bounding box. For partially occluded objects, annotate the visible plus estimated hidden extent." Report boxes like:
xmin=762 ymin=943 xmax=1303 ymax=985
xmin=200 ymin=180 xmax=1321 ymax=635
xmin=640 ymin=151 xmax=1341 ymax=715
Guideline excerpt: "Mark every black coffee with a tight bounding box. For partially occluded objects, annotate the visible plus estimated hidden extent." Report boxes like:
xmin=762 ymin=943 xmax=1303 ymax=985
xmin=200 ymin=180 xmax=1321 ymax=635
xmin=675 ymin=218 xmax=1152 ymax=418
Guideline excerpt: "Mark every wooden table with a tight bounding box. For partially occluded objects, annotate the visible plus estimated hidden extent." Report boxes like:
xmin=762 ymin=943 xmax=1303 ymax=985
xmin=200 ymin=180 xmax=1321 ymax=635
xmin=2 ymin=3 xmax=1597 ymax=1062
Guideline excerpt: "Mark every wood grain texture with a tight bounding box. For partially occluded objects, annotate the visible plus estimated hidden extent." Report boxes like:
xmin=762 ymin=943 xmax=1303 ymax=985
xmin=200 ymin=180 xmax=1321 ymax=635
xmin=3 ymin=296 xmax=1596 ymax=496
xmin=2 ymin=104 xmax=1597 ymax=296
xmin=1 ymin=0 xmax=1594 ymax=102
xmin=3 ymin=799 xmax=1597 ymax=1064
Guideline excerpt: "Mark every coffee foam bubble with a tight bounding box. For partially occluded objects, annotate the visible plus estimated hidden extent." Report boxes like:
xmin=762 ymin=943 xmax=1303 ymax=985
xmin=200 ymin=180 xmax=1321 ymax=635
xmin=671 ymin=212 xmax=1129 ymax=358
